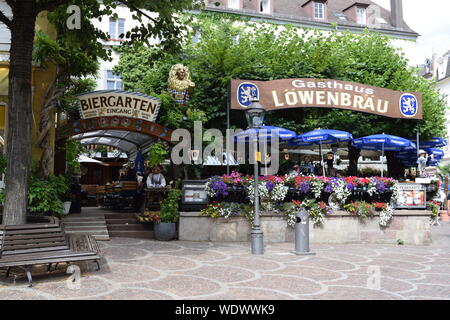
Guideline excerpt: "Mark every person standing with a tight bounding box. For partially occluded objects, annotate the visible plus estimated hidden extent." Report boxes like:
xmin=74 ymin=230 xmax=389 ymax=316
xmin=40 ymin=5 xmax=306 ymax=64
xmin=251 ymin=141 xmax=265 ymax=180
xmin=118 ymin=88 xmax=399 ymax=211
xmin=417 ymin=150 xmax=428 ymax=177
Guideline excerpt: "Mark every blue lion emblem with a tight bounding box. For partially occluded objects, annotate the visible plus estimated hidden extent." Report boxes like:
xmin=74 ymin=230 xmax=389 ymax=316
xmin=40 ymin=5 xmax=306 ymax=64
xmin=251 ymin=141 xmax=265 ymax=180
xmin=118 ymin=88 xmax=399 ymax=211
xmin=237 ymin=82 xmax=259 ymax=108
xmin=400 ymin=94 xmax=418 ymax=117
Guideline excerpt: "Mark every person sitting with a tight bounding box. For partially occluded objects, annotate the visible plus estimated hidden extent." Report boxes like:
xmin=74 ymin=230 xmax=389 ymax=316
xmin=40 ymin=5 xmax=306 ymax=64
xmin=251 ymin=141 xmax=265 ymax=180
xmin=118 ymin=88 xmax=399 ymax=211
xmin=301 ymin=156 xmax=314 ymax=175
xmin=146 ymin=165 xmax=167 ymax=188
xmin=326 ymin=152 xmax=337 ymax=177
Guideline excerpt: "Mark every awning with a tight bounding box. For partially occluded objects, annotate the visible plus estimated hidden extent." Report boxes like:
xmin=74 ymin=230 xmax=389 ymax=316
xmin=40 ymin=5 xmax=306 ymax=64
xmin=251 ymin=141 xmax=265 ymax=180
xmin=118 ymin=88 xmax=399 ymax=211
xmin=78 ymin=155 xmax=110 ymax=166
xmin=72 ymin=129 xmax=157 ymax=154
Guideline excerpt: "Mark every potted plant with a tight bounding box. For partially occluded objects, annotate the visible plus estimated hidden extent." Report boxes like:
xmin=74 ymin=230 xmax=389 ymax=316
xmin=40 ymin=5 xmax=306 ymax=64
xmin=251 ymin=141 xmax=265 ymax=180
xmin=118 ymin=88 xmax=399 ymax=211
xmin=154 ymin=188 xmax=182 ymax=241
xmin=61 ymin=192 xmax=73 ymax=215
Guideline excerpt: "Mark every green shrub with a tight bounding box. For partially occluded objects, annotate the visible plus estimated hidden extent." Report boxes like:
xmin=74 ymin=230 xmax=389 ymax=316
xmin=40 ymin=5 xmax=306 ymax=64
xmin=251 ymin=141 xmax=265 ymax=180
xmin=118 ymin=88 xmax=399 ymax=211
xmin=28 ymin=175 xmax=70 ymax=216
xmin=148 ymin=142 xmax=168 ymax=168
xmin=159 ymin=188 xmax=182 ymax=223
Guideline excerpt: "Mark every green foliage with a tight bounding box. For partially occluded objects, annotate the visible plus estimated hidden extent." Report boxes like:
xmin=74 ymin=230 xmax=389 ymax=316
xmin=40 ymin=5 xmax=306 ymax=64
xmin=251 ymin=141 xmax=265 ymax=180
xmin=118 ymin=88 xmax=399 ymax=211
xmin=65 ymin=138 xmax=83 ymax=175
xmin=148 ymin=142 xmax=169 ymax=167
xmin=58 ymin=78 xmax=97 ymax=116
xmin=0 ymin=153 xmax=6 ymax=175
xmin=438 ymin=164 xmax=450 ymax=178
xmin=28 ymin=175 xmax=70 ymax=216
xmin=159 ymin=188 xmax=182 ymax=223
xmin=116 ymin=13 xmax=447 ymax=140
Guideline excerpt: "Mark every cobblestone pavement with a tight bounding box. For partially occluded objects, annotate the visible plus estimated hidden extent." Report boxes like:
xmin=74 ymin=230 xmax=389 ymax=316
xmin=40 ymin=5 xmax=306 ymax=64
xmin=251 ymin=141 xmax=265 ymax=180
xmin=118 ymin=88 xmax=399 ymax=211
xmin=1 ymin=222 xmax=450 ymax=300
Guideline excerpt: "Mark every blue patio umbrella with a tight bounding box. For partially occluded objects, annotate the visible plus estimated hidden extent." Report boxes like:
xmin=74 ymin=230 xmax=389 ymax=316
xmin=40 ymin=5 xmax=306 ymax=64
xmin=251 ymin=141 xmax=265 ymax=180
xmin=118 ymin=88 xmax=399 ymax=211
xmin=133 ymin=150 xmax=145 ymax=174
xmin=289 ymin=129 xmax=353 ymax=147
xmin=419 ymin=137 xmax=448 ymax=149
xmin=234 ymin=126 xmax=297 ymax=143
xmin=289 ymin=129 xmax=353 ymax=176
xmin=352 ymin=134 xmax=417 ymax=177
xmin=234 ymin=126 xmax=296 ymax=175
xmin=396 ymin=149 xmax=444 ymax=166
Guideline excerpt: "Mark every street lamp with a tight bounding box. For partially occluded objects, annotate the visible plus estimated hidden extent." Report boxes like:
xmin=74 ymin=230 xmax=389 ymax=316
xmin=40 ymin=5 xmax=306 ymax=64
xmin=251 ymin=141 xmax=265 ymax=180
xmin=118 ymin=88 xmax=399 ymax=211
xmin=245 ymin=98 xmax=266 ymax=255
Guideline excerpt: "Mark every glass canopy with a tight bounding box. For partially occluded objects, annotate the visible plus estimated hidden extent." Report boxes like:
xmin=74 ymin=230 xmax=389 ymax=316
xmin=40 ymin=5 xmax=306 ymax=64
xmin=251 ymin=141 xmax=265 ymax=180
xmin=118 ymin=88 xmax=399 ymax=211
xmin=72 ymin=129 xmax=157 ymax=156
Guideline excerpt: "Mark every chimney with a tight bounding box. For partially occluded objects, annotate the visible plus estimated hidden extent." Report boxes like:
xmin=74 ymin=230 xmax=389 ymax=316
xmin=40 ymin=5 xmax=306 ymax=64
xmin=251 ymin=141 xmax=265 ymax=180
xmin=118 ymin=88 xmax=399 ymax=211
xmin=390 ymin=0 xmax=404 ymax=28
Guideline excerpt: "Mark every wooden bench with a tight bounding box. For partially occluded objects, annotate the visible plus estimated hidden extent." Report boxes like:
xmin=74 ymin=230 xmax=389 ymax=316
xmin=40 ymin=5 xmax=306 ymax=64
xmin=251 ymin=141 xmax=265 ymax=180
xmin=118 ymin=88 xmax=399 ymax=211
xmin=0 ymin=219 xmax=101 ymax=287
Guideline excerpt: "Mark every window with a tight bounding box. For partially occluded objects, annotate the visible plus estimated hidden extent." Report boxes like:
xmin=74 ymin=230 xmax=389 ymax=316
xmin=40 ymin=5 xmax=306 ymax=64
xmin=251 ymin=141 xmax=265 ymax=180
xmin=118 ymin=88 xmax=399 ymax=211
xmin=314 ymin=2 xmax=325 ymax=19
xmin=356 ymin=7 xmax=367 ymax=24
xmin=106 ymin=71 xmax=122 ymax=90
xmin=260 ymin=0 xmax=270 ymax=13
xmin=109 ymin=18 xmax=125 ymax=40
xmin=228 ymin=0 xmax=239 ymax=9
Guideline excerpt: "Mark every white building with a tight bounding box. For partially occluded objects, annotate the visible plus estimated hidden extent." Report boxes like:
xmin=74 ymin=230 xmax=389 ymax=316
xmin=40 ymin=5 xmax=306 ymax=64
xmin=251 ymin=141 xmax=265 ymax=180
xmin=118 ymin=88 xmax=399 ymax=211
xmin=93 ymin=0 xmax=418 ymax=91
xmin=419 ymin=50 xmax=450 ymax=164
xmin=93 ymin=4 xmax=155 ymax=91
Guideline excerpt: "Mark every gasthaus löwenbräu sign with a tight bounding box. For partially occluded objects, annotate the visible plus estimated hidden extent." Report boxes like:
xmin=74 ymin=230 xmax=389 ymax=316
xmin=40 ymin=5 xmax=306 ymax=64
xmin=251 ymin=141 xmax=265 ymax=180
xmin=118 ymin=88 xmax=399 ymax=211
xmin=77 ymin=90 xmax=162 ymax=122
xmin=230 ymin=79 xmax=422 ymax=119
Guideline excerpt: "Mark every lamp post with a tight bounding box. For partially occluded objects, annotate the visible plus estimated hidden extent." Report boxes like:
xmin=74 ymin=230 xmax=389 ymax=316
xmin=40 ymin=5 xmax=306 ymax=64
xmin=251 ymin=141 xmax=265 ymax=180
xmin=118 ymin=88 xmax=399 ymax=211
xmin=245 ymin=98 xmax=266 ymax=255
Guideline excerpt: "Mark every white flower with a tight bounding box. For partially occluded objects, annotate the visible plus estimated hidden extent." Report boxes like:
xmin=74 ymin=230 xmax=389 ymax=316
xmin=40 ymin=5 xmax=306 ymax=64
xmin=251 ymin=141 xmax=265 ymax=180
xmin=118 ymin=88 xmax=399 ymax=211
xmin=333 ymin=179 xmax=351 ymax=205
xmin=310 ymin=179 xmax=325 ymax=199
xmin=246 ymin=181 xmax=269 ymax=204
xmin=391 ymin=182 xmax=401 ymax=203
xmin=271 ymin=183 xmax=288 ymax=202
xmin=379 ymin=206 xmax=394 ymax=227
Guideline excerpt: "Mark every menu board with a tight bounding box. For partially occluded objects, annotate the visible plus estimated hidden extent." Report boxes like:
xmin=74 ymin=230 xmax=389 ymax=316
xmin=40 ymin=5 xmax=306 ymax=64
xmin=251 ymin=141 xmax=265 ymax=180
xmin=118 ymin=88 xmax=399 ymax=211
xmin=395 ymin=183 xmax=427 ymax=209
xmin=182 ymin=180 xmax=208 ymax=205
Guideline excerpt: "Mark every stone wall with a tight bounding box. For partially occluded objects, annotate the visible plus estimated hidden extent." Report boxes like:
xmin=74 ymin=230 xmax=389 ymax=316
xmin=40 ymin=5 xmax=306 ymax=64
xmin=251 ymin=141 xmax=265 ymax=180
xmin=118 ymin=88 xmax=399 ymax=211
xmin=179 ymin=210 xmax=432 ymax=245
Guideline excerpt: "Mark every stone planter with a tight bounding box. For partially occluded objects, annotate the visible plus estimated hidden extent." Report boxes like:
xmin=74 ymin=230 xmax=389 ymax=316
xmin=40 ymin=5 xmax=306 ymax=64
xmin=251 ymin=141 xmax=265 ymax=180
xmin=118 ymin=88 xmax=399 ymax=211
xmin=154 ymin=222 xmax=177 ymax=241
xmin=179 ymin=210 xmax=432 ymax=245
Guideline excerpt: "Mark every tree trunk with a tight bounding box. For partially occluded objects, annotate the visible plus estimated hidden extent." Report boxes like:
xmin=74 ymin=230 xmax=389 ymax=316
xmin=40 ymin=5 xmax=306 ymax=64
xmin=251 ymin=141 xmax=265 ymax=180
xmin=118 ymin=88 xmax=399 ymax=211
xmin=38 ymin=81 xmax=63 ymax=179
xmin=3 ymin=1 xmax=37 ymax=225
xmin=347 ymin=142 xmax=360 ymax=176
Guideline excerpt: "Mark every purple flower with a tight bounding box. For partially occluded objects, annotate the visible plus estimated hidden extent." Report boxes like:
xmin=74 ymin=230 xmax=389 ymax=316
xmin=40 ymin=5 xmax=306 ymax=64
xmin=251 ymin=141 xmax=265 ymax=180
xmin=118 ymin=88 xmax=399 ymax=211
xmin=299 ymin=182 xmax=311 ymax=194
xmin=266 ymin=181 xmax=275 ymax=192
xmin=325 ymin=184 xmax=334 ymax=193
xmin=209 ymin=178 xmax=229 ymax=197
xmin=347 ymin=183 xmax=356 ymax=191
xmin=376 ymin=183 xmax=386 ymax=194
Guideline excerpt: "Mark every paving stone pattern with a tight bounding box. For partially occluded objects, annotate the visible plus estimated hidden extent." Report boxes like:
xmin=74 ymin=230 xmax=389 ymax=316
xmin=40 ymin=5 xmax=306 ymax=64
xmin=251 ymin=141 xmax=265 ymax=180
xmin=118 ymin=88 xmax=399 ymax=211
xmin=1 ymin=223 xmax=450 ymax=300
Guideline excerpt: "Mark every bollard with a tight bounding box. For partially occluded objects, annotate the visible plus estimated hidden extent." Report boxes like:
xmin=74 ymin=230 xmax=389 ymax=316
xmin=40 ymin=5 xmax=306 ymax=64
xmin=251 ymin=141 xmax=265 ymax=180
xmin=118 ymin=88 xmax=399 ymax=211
xmin=293 ymin=210 xmax=316 ymax=256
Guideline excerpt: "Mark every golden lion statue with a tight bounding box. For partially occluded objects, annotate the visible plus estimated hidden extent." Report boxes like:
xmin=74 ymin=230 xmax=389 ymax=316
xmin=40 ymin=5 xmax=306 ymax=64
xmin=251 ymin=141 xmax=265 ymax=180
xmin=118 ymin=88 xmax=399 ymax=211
xmin=167 ymin=64 xmax=195 ymax=106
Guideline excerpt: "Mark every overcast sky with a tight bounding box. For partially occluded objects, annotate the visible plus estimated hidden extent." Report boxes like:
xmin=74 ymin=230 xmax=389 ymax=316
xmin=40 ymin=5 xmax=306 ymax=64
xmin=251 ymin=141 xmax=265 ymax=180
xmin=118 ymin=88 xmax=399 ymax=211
xmin=372 ymin=0 xmax=450 ymax=65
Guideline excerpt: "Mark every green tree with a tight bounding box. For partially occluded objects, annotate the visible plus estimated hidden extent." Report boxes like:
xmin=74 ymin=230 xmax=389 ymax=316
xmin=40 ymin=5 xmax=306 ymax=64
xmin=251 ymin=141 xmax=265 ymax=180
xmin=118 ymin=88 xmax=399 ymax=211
xmin=116 ymin=13 xmax=447 ymax=177
xmin=0 ymin=0 xmax=199 ymax=225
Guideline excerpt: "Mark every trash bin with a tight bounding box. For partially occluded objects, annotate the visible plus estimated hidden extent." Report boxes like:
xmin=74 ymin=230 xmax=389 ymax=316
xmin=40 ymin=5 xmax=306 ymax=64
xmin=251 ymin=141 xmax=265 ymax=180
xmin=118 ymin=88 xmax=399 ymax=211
xmin=293 ymin=210 xmax=316 ymax=256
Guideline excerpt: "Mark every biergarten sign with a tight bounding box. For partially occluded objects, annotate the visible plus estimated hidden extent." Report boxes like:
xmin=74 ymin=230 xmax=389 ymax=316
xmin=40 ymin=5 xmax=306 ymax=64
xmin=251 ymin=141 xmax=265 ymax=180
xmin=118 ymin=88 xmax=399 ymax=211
xmin=77 ymin=90 xmax=161 ymax=122
xmin=230 ymin=79 xmax=423 ymax=119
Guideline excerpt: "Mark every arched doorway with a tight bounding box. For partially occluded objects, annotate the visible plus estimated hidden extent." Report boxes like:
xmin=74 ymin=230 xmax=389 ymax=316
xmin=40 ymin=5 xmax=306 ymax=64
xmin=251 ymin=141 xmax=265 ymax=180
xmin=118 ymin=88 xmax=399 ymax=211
xmin=55 ymin=115 xmax=173 ymax=180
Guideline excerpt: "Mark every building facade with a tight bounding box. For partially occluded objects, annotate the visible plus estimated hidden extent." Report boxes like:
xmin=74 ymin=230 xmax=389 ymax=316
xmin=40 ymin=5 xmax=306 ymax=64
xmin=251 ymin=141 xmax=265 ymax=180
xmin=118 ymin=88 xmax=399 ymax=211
xmin=0 ymin=1 xmax=59 ymax=174
xmin=93 ymin=0 xmax=418 ymax=92
xmin=92 ymin=4 xmax=154 ymax=91
xmin=203 ymin=0 xmax=417 ymax=40
xmin=420 ymin=50 xmax=450 ymax=164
